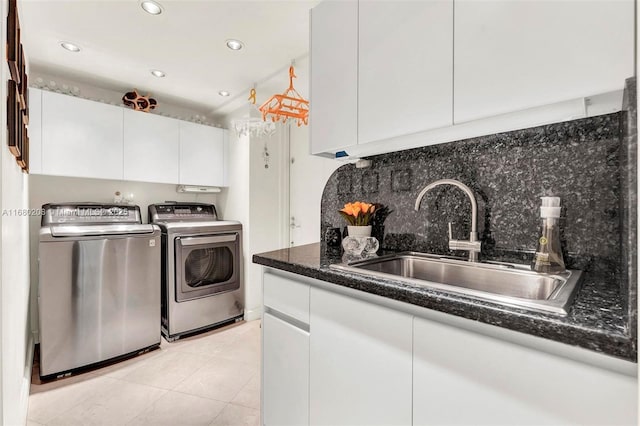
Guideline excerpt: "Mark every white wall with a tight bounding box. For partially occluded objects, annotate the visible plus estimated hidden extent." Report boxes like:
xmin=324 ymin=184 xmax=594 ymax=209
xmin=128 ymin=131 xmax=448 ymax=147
xmin=218 ymin=110 xmax=288 ymax=320
xmin=270 ymin=56 xmax=339 ymax=247
xmin=289 ymin=120 xmax=340 ymax=246
xmin=218 ymin=55 xmax=340 ymax=319
xmin=248 ymin=128 xmax=289 ymax=317
xmin=1 ymin=0 xmax=33 ymax=423
xmin=28 ymin=175 xmax=217 ymax=342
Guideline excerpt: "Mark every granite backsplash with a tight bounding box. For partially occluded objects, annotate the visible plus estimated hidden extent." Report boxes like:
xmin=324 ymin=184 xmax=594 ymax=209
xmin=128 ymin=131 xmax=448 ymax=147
xmin=320 ymin=80 xmax=637 ymax=322
xmin=619 ymin=77 xmax=637 ymax=345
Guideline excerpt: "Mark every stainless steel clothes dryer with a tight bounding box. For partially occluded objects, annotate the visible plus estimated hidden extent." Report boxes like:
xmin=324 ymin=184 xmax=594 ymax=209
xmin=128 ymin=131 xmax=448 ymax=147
xmin=149 ymin=203 xmax=244 ymax=341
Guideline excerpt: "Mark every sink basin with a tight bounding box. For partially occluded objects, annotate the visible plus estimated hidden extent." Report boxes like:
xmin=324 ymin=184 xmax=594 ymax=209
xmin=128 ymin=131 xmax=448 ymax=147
xmin=330 ymin=252 xmax=582 ymax=316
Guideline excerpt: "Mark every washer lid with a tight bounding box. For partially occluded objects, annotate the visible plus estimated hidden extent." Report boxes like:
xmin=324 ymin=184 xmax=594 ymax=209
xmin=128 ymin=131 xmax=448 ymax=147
xmin=50 ymin=224 xmax=157 ymax=237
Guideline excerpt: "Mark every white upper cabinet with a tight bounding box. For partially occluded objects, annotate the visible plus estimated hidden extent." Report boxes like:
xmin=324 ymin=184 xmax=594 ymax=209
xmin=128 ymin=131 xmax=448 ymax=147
xmin=33 ymin=91 xmax=227 ymax=186
xmin=41 ymin=91 xmax=124 ymax=180
xmin=358 ymin=0 xmax=453 ymax=144
xmin=454 ymin=0 xmax=635 ymax=123
xmin=310 ymin=0 xmax=358 ymax=155
xmin=179 ymin=122 xmax=225 ymax=186
xmin=123 ymin=109 xmax=179 ymax=184
xmin=309 ymin=0 xmax=634 ymax=157
xmin=28 ymin=88 xmax=42 ymax=174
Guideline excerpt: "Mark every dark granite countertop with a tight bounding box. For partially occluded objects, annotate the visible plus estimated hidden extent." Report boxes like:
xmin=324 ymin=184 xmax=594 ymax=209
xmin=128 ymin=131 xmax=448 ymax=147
xmin=253 ymin=243 xmax=636 ymax=362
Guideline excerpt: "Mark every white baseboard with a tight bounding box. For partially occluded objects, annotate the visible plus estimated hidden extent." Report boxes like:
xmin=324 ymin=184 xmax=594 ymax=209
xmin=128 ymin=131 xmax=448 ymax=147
xmin=244 ymin=307 xmax=263 ymax=322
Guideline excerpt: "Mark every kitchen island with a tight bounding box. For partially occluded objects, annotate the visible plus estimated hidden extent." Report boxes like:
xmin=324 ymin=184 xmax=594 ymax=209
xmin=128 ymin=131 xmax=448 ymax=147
xmin=254 ymin=243 xmax=637 ymax=425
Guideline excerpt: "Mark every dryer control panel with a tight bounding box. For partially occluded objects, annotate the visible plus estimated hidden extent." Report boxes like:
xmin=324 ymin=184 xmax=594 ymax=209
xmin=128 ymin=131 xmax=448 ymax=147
xmin=149 ymin=203 xmax=218 ymax=222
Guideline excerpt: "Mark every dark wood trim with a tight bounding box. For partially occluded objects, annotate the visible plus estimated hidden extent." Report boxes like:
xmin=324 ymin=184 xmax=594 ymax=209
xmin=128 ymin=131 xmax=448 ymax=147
xmin=6 ymin=0 xmax=20 ymax=84
xmin=7 ymin=79 xmax=21 ymax=158
xmin=17 ymin=126 xmax=28 ymax=170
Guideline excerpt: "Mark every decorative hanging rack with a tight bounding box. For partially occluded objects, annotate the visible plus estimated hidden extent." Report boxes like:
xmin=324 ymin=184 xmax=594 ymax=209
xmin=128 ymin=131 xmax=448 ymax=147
xmin=231 ymin=85 xmax=276 ymax=138
xmin=259 ymin=65 xmax=309 ymax=126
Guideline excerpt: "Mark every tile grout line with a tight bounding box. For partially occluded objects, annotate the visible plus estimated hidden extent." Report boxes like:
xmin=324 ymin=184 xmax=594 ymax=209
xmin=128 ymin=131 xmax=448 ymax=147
xmin=35 ymin=376 xmax=122 ymax=425
xmin=115 ymin=379 xmax=170 ymax=426
xmin=29 ymin=321 xmax=261 ymax=425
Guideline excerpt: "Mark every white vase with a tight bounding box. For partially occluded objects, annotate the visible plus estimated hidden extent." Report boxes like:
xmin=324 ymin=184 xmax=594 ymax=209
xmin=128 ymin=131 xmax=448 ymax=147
xmin=347 ymin=225 xmax=372 ymax=237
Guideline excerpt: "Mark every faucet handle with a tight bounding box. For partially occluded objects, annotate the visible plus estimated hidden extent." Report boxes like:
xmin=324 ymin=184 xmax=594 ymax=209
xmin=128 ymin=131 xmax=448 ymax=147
xmin=448 ymin=222 xmax=454 ymax=240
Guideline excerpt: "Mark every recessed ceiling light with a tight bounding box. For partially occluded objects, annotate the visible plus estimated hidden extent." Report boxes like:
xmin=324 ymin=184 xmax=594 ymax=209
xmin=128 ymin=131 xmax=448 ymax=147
xmin=218 ymin=90 xmax=231 ymax=97
xmin=60 ymin=41 xmax=80 ymax=52
xmin=151 ymin=69 xmax=166 ymax=78
xmin=226 ymin=39 xmax=244 ymax=51
xmin=140 ymin=0 xmax=163 ymax=15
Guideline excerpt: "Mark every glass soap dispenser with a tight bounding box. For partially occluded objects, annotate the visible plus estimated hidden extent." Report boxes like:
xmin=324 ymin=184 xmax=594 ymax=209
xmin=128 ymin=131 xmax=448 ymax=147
xmin=531 ymin=196 xmax=566 ymax=273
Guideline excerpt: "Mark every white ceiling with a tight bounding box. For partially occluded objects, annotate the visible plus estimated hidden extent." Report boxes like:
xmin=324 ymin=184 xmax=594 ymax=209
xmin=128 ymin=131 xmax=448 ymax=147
xmin=20 ymin=0 xmax=318 ymax=117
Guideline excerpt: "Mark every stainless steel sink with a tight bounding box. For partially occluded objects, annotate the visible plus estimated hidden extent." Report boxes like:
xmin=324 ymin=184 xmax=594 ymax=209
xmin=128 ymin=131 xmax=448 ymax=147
xmin=330 ymin=252 xmax=582 ymax=316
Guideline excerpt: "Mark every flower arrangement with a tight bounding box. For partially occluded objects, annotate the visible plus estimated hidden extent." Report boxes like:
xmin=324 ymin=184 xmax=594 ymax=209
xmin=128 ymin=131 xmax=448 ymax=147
xmin=338 ymin=201 xmax=377 ymax=226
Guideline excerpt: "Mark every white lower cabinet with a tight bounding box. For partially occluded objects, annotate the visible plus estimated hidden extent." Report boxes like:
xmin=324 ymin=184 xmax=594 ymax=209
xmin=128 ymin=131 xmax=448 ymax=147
xmin=262 ymin=270 xmax=637 ymax=426
xmin=413 ymin=316 xmax=637 ymax=425
xmin=309 ymin=287 xmax=413 ymax=426
xmin=262 ymin=312 xmax=309 ymax=426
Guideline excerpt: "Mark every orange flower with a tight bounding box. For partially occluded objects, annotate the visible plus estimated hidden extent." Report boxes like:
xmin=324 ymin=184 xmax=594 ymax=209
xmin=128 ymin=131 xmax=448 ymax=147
xmin=340 ymin=204 xmax=355 ymax=217
xmin=338 ymin=201 xmax=379 ymax=226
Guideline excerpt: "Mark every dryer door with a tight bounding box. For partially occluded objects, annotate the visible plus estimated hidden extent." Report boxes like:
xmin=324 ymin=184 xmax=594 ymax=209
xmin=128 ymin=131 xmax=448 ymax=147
xmin=174 ymin=233 xmax=240 ymax=302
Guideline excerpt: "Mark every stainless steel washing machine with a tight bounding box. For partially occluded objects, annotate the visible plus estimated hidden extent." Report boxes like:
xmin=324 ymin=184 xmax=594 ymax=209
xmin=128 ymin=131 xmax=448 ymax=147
xmin=149 ymin=203 xmax=244 ymax=341
xmin=38 ymin=203 xmax=161 ymax=379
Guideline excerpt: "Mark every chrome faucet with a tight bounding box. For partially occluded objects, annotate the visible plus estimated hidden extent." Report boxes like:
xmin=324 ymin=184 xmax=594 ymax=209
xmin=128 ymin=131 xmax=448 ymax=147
xmin=414 ymin=179 xmax=481 ymax=262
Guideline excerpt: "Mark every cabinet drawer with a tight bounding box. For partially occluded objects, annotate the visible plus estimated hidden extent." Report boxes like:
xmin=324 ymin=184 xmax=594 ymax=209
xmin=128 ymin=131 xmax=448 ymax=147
xmin=263 ymin=272 xmax=310 ymax=324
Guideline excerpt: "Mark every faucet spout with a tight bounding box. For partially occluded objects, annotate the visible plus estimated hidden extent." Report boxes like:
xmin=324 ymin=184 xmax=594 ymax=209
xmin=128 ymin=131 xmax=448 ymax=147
xmin=414 ymin=179 xmax=481 ymax=261
xmin=414 ymin=179 xmax=478 ymax=234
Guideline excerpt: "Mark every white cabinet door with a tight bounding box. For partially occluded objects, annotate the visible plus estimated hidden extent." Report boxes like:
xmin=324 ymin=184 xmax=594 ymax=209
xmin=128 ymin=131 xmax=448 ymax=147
xmin=454 ymin=0 xmax=634 ymax=123
xmin=309 ymin=0 xmax=358 ymax=155
xmin=309 ymin=287 xmax=412 ymax=425
xmin=358 ymin=0 xmax=453 ymax=144
xmin=41 ymin=91 xmax=124 ymax=180
xmin=123 ymin=109 xmax=179 ymax=184
xmin=263 ymin=312 xmax=309 ymax=426
xmin=413 ymin=316 xmax=638 ymax=425
xmin=179 ymin=122 xmax=224 ymax=186
xmin=28 ymin=88 xmax=43 ymax=174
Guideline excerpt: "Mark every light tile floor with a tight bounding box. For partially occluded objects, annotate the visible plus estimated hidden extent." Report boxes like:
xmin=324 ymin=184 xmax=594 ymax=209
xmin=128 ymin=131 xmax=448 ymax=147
xmin=28 ymin=320 xmax=261 ymax=426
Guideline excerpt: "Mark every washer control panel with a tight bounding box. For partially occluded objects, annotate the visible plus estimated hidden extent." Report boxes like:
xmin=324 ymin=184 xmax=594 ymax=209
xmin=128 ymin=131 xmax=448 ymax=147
xmin=41 ymin=204 xmax=142 ymax=225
